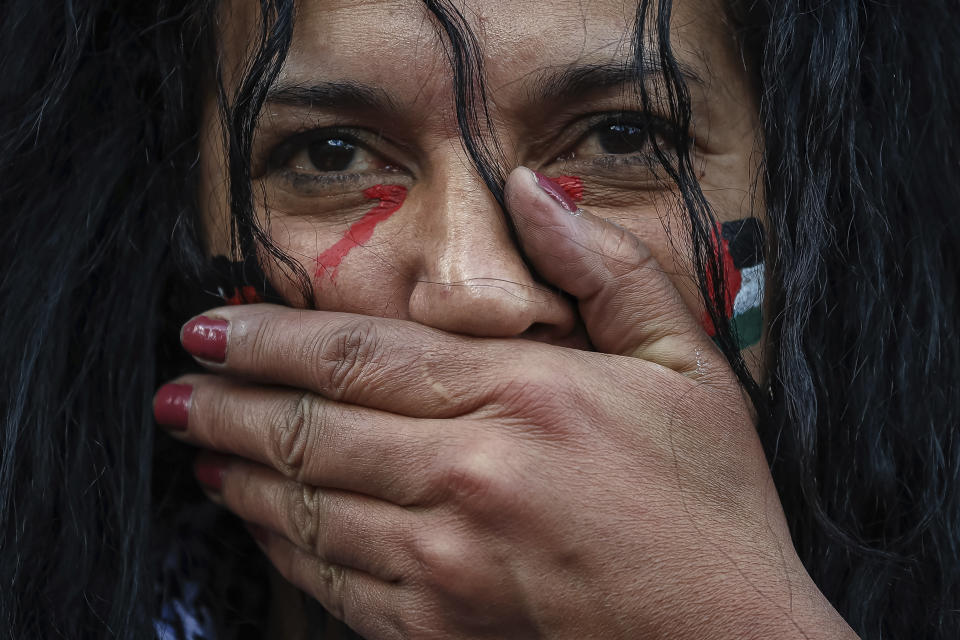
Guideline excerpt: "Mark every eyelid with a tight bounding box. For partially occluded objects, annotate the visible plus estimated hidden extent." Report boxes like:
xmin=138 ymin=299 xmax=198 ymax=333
xmin=268 ymin=127 xmax=370 ymax=172
xmin=581 ymin=111 xmax=675 ymax=145
xmin=259 ymin=124 xmax=418 ymax=180
xmin=541 ymin=110 xmax=678 ymax=164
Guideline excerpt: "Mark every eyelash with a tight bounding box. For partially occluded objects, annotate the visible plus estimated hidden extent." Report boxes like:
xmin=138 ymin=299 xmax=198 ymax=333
xmin=263 ymin=111 xmax=681 ymax=188
xmin=565 ymin=112 xmax=678 ymax=154
xmin=268 ymin=127 xmax=348 ymax=163
xmin=275 ymin=169 xmax=365 ymax=188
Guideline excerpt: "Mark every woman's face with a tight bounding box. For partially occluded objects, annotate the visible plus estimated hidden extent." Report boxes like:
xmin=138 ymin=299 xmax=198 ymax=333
xmin=201 ymin=0 xmax=764 ymax=368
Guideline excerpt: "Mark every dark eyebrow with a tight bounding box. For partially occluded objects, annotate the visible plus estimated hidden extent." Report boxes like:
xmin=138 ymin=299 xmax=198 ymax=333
xmin=526 ymin=60 xmax=704 ymax=105
xmin=266 ymin=62 xmax=703 ymax=114
xmin=265 ymin=80 xmax=396 ymax=112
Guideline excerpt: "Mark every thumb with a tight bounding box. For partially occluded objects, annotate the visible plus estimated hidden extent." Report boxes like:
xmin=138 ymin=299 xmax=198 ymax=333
xmin=505 ymin=166 xmax=713 ymax=375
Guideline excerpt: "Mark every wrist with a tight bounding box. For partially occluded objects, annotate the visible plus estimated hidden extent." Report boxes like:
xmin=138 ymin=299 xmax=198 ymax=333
xmin=686 ymin=564 xmax=860 ymax=640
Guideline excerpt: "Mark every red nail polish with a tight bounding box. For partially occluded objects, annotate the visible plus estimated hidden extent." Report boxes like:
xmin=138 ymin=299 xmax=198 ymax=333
xmin=534 ymin=171 xmax=579 ymax=213
xmin=181 ymin=316 xmax=228 ymax=363
xmin=153 ymin=383 xmax=192 ymax=430
xmin=194 ymin=454 xmax=228 ymax=492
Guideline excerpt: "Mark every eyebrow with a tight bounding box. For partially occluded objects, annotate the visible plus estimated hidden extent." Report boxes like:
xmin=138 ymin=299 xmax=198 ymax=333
xmin=526 ymin=60 xmax=705 ymax=105
xmin=265 ymin=60 xmax=704 ymax=114
xmin=266 ymin=80 xmax=397 ymax=112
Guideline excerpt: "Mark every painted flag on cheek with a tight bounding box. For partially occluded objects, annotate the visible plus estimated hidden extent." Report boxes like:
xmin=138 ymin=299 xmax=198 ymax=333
xmin=702 ymin=218 xmax=765 ymax=350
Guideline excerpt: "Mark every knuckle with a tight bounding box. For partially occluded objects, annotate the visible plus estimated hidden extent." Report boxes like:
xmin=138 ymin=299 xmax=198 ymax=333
xmin=306 ymin=560 xmax=348 ymax=621
xmin=310 ymin=318 xmax=386 ymax=397
xmin=489 ymin=361 xmax=581 ymax=437
xmin=269 ymin=392 xmax=323 ymax=479
xmin=495 ymin=375 xmax=571 ymax=424
xmin=247 ymin=316 xmax=284 ymax=369
xmin=431 ymin=440 xmax=513 ymax=508
xmin=321 ymin=563 xmax=348 ymax=620
xmin=411 ymin=530 xmax=473 ymax=592
xmin=411 ymin=529 xmax=498 ymax=605
xmin=287 ymin=483 xmax=324 ymax=552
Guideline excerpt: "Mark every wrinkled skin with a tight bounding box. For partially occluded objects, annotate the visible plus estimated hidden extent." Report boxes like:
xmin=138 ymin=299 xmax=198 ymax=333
xmin=155 ymin=0 xmax=858 ymax=637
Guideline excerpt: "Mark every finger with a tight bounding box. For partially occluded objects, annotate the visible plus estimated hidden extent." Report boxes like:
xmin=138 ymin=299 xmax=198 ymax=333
xmin=252 ymin=525 xmax=404 ymax=640
xmin=505 ymin=166 xmax=714 ymax=374
xmin=198 ymin=453 xmax=412 ymax=581
xmin=178 ymin=305 xmax=511 ymax=418
xmin=157 ymin=375 xmax=453 ymax=503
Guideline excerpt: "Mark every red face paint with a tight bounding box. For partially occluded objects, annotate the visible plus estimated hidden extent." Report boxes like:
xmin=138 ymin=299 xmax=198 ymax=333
xmin=553 ymin=175 xmax=584 ymax=204
xmin=701 ymin=219 xmax=766 ymax=347
xmin=315 ymin=184 xmax=408 ymax=281
xmin=701 ymin=228 xmax=741 ymax=337
xmin=225 ymin=285 xmax=263 ymax=306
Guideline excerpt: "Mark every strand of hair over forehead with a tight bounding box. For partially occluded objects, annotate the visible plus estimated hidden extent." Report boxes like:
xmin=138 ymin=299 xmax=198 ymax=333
xmin=222 ymin=0 xmax=316 ymax=303
xmin=422 ymin=0 xmax=509 ymax=209
xmin=634 ymin=0 xmax=765 ymax=413
xmin=422 ymin=0 xmax=763 ymax=417
xmin=222 ymin=0 xmax=513 ymax=308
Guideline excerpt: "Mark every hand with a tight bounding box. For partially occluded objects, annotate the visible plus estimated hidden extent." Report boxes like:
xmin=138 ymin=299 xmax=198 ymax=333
xmin=155 ymin=168 xmax=856 ymax=639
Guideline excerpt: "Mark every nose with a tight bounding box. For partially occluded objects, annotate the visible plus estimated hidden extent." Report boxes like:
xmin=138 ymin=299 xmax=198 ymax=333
xmin=407 ymin=173 xmax=578 ymax=340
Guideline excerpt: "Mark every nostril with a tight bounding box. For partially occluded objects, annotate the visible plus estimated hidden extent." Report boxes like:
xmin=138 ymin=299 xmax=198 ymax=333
xmin=519 ymin=322 xmax=561 ymax=343
xmin=519 ymin=320 xmax=593 ymax=350
xmin=407 ymin=277 xmax=585 ymax=339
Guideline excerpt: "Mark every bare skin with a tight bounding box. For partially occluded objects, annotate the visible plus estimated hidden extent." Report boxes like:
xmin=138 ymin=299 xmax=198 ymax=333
xmin=156 ymin=0 xmax=859 ymax=637
xmin=200 ymin=0 xmax=766 ymax=370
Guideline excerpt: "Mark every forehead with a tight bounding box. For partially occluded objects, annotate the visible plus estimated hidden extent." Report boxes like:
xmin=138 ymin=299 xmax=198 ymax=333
xmin=221 ymin=0 xmax=728 ymax=98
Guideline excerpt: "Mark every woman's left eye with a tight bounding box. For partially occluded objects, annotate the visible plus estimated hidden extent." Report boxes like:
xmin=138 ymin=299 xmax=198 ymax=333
xmin=568 ymin=121 xmax=656 ymax=159
xmin=593 ymin=123 xmax=651 ymax=154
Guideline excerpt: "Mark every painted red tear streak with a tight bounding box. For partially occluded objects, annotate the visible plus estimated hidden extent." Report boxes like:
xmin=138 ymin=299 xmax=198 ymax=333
xmin=315 ymin=184 xmax=408 ymax=281
xmin=553 ymin=175 xmax=584 ymax=203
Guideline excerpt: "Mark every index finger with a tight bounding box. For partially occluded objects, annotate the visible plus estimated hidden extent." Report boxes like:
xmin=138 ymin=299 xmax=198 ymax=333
xmin=180 ymin=306 xmax=517 ymax=418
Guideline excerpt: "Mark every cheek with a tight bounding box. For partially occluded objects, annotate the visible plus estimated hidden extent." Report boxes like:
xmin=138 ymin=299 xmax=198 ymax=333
xmin=577 ymin=179 xmax=765 ymax=351
xmin=701 ymin=219 xmax=765 ymax=349
xmin=252 ymin=183 xmax=415 ymax=313
xmin=314 ymin=184 xmax=408 ymax=283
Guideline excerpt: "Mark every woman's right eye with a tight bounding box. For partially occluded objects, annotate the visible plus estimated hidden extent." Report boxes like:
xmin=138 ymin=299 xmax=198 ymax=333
xmin=260 ymin=127 xmax=410 ymax=205
xmin=284 ymin=136 xmax=383 ymax=176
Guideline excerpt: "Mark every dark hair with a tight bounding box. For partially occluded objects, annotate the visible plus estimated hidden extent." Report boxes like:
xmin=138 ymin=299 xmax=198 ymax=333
xmin=746 ymin=2 xmax=960 ymax=635
xmin=1 ymin=0 xmax=957 ymax=638
xmin=0 ymin=1 xmax=211 ymax=637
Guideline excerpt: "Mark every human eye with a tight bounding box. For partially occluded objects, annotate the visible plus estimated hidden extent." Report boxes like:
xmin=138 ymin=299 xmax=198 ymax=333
xmin=547 ymin=112 xmax=680 ymax=184
xmin=576 ymin=122 xmax=652 ymax=156
xmin=265 ymin=127 xmax=404 ymax=194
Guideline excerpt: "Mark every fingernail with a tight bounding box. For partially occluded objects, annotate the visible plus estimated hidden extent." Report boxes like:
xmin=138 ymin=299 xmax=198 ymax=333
xmin=534 ymin=171 xmax=579 ymax=214
xmin=194 ymin=454 xmax=228 ymax=492
xmin=181 ymin=316 xmax=228 ymax=363
xmin=153 ymin=383 xmax=192 ymax=431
